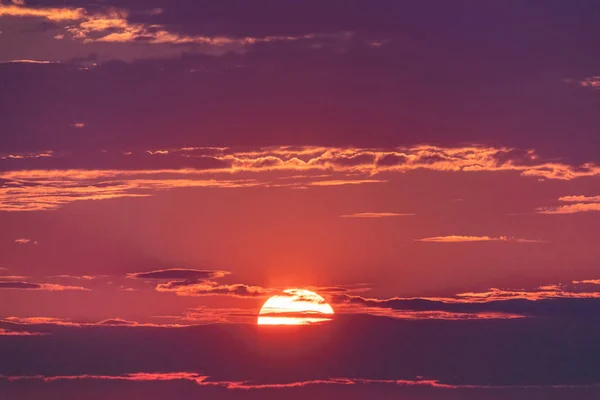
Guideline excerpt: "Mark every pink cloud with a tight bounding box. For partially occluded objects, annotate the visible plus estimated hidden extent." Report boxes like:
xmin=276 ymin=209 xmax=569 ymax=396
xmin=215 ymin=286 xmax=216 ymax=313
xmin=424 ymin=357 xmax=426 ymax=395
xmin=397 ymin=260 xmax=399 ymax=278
xmin=14 ymin=238 xmax=36 ymax=244
xmin=3 ymin=372 xmax=600 ymax=390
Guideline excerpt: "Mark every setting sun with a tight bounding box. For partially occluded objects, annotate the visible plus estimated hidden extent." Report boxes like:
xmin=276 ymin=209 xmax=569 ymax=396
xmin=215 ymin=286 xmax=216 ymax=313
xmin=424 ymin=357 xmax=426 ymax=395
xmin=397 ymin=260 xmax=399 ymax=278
xmin=257 ymin=289 xmax=334 ymax=325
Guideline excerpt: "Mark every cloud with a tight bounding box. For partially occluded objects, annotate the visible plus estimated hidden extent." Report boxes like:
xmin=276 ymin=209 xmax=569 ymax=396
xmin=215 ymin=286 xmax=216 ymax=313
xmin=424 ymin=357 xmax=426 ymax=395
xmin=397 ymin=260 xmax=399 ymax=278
xmin=415 ymin=235 xmax=544 ymax=243
xmin=0 ymin=3 xmax=351 ymax=62
xmin=48 ymin=275 xmax=107 ymax=280
xmin=576 ymin=76 xmax=600 ymax=89
xmin=537 ymin=203 xmax=600 ymax=214
xmin=2 ymin=316 xmax=187 ymax=328
xmin=14 ymin=238 xmax=36 ymax=244
xmin=127 ymin=269 xmax=229 ymax=281
xmin=0 ymin=59 xmax=59 ymax=64
xmin=156 ymin=282 xmax=272 ymax=298
xmin=541 ymin=203 xmax=600 ymax=214
xmin=332 ymin=279 xmax=600 ymax=319
xmin=0 ymin=328 xmax=45 ymax=336
xmin=0 ymin=173 xmax=260 ymax=211
xmin=339 ymin=212 xmax=416 ymax=218
xmin=3 ymin=372 xmax=600 ymax=391
xmin=128 ymin=267 xmax=270 ymax=298
xmin=307 ymin=179 xmax=388 ymax=186
xmin=537 ymin=195 xmax=600 ymax=214
xmin=0 ymin=281 xmax=89 ymax=291
xmin=559 ymin=195 xmax=600 ymax=203
xmin=2 ymin=145 xmax=600 ymax=212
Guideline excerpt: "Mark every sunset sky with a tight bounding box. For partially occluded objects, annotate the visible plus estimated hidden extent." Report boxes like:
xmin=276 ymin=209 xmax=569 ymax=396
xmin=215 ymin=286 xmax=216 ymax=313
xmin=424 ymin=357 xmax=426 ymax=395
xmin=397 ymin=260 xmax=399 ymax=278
xmin=2 ymin=1 xmax=600 ymax=399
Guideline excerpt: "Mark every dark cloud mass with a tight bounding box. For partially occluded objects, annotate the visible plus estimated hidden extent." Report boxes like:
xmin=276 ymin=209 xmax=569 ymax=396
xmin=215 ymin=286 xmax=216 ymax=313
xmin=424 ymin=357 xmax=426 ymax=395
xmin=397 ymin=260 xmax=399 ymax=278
xmin=127 ymin=268 xmax=228 ymax=281
xmin=0 ymin=281 xmax=40 ymax=289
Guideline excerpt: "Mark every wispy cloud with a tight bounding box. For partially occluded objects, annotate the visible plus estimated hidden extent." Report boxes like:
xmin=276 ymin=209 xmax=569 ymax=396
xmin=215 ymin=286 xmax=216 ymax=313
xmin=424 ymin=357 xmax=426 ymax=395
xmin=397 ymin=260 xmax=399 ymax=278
xmin=127 ymin=269 xmax=229 ymax=281
xmin=333 ymin=279 xmax=600 ymax=319
xmin=0 ymin=281 xmax=89 ymax=291
xmin=537 ymin=194 xmax=600 ymax=214
xmin=537 ymin=203 xmax=600 ymax=214
xmin=307 ymin=179 xmax=388 ymax=186
xmin=0 ymin=59 xmax=59 ymax=64
xmin=3 ymin=372 xmax=600 ymax=390
xmin=0 ymin=328 xmax=45 ymax=336
xmin=2 ymin=145 xmax=600 ymax=212
xmin=415 ymin=235 xmax=544 ymax=243
xmin=155 ymin=282 xmax=272 ymax=298
xmin=48 ymin=275 xmax=107 ymax=280
xmin=0 ymin=4 xmax=348 ymax=61
xmin=576 ymin=76 xmax=600 ymax=89
xmin=340 ymin=212 xmax=415 ymax=218
xmin=3 ymin=316 xmax=187 ymax=328
xmin=559 ymin=195 xmax=600 ymax=203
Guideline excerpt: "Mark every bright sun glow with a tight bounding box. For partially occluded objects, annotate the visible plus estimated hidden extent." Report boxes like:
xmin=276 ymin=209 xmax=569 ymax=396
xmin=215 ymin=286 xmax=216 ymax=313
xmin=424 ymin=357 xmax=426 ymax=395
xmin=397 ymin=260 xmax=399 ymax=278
xmin=257 ymin=289 xmax=334 ymax=325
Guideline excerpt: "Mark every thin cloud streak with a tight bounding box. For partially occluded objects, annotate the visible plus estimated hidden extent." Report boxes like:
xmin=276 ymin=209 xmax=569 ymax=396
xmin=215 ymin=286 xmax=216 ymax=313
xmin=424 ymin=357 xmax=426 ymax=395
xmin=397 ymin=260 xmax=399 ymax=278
xmin=0 ymin=328 xmax=45 ymax=336
xmin=340 ymin=212 xmax=416 ymax=218
xmin=2 ymin=316 xmax=188 ymax=328
xmin=415 ymin=236 xmax=544 ymax=243
xmin=3 ymin=372 xmax=600 ymax=390
xmin=0 ymin=281 xmax=89 ymax=291
xmin=537 ymin=203 xmax=600 ymax=214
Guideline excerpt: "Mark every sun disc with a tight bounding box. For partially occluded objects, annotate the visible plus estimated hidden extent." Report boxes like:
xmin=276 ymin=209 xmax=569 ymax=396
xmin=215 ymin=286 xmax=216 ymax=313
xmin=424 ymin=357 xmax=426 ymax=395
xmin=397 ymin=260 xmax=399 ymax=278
xmin=257 ymin=289 xmax=334 ymax=325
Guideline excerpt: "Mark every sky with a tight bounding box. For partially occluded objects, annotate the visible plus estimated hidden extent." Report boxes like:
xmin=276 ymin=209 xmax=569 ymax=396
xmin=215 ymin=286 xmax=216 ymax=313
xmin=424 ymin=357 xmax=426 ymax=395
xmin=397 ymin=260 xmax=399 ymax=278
xmin=1 ymin=0 xmax=600 ymax=399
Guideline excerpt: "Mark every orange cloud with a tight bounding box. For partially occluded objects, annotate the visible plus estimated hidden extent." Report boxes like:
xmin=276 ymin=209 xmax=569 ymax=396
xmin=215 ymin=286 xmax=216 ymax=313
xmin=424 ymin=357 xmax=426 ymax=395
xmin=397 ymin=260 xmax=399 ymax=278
xmin=415 ymin=235 xmax=544 ymax=243
xmin=308 ymin=179 xmax=388 ymax=186
xmin=339 ymin=212 xmax=415 ymax=218
xmin=0 ymin=4 xmax=85 ymax=20
xmin=537 ymin=203 xmax=600 ymax=214
xmin=0 ymin=3 xmax=339 ymax=57
xmin=559 ymin=195 xmax=600 ymax=203
xmin=2 ymin=145 xmax=599 ymax=211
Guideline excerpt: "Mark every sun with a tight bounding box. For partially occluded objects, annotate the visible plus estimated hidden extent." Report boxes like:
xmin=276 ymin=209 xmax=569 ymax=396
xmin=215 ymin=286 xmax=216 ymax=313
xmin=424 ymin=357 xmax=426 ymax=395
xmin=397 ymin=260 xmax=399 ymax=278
xmin=257 ymin=289 xmax=334 ymax=325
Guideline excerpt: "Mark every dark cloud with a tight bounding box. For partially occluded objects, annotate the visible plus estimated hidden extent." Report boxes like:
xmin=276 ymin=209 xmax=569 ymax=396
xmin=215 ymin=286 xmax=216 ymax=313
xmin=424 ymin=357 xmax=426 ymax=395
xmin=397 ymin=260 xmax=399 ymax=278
xmin=334 ymin=294 xmax=600 ymax=318
xmin=0 ymin=281 xmax=88 ymax=291
xmin=2 ymin=314 xmax=600 ymax=389
xmin=127 ymin=268 xmax=228 ymax=281
xmin=155 ymin=282 xmax=270 ymax=298
xmin=0 ymin=281 xmax=41 ymax=289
